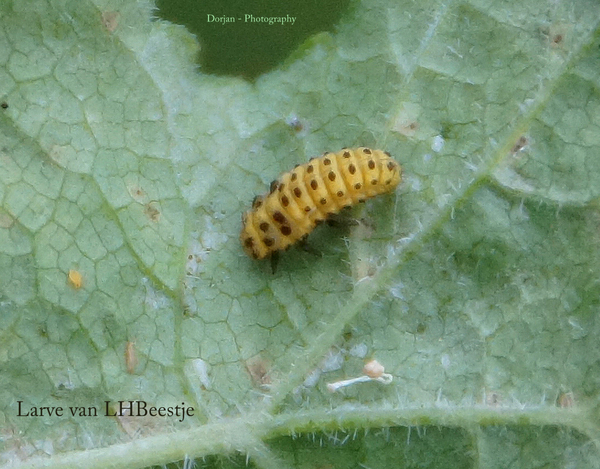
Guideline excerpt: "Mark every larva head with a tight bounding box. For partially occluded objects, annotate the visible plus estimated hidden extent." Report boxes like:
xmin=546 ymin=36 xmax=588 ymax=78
xmin=240 ymin=194 xmax=271 ymax=258
xmin=241 ymin=211 xmax=264 ymax=259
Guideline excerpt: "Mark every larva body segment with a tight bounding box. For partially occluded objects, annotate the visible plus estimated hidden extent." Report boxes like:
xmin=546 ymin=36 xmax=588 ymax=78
xmin=241 ymin=147 xmax=402 ymax=259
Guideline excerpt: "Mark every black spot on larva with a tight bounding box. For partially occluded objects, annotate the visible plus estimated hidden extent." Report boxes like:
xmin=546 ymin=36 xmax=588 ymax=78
xmin=323 ymin=158 xmax=331 ymax=165
xmin=244 ymin=237 xmax=254 ymax=248
xmin=0 ymin=102 xmax=7 ymax=109
xmin=294 ymin=187 xmax=302 ymax=197
xmin=354 ymin=183 xmax=362 ymax=190
xmin=291 ymin=173 xmax=297 ymax=182
xmin=315 ymin=219 xmax=324 ymax=225
xmin=259 ymin=222 xmax=269 ymax=232
xmin=343 ymin=151 xmax=351 ymax=158
xmin=328 ymin=171 xmax=336 ymax=181
xmin=269 ymin=180 xmax=278 ymax=193
xmin=307 ymin=165 xmax=314 ymax=173
xmin=264 ymin=237 xmax=275 ymax=247
xmin=273 ymin=211 xmax=287 ymax=224
xmin=304 ymin=206 xmax=311 ymax=212
xmin=278 ymin=183 xmax=285 ymax=192
xmin=336 ymin=191 xmax=344 ymax=197
xmin=387 ymin=161 xmax=395 ymax=171
xmin=363 ymin=148 xmax=372 ymax=155
xmin=320 ymin=198 xmax=327 ymax=205
xmin=368 ymin=160 xmax=375 ymax=170
xmin=280 ymin=226 xmax=292 ymax=236
xmin=385 ymin=179 xmax=392 ymax=185
xmin=252 ymin=196 xmax=263 ymax=209
xmin=281 ymin=195 xmax=289 ymax=207
xmin=310 ymin=180 xmax=318 ymax=190
xmin=384 ymin=151 xmax=391 ymax=157
xmin=349 ymin=164 xmax=356 ymax=175
xmin=294 ymin=164 xmax=300 ymax=168
xmin=371 ymin=179 xmax=378 ymax=185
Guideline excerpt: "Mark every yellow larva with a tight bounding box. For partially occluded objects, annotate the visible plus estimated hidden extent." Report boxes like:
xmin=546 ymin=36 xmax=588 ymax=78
xmin=68 ymin=269 xmax=83 ymax=289
xmin=240 ymin=147 xmax=402 ymax=259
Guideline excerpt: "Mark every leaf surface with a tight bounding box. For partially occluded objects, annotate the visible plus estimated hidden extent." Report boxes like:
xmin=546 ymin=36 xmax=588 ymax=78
xmin=1 ymin=0 xmax=600 ymax=468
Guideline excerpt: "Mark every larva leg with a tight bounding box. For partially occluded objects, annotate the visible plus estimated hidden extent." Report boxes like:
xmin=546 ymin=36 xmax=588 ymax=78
xmin=297 ymin=238 xmax=322 ymax=257
xmin=270 ymin=251 xmax=280 ymax=275
xmin=325 ymin=208 xmax=360 ymax=228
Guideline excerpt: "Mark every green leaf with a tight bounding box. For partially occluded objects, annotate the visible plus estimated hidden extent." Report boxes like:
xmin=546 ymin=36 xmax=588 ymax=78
xmin=1 ymin=0 xmax=600 ymax=468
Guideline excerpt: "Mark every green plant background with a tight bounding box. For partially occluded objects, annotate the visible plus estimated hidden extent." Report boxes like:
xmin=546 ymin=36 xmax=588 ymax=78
xmin=1 ymin=0 xmax=600 ymax=468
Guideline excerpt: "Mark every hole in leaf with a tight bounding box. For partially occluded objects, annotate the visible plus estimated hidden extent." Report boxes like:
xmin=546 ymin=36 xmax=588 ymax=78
xmin=155 ymin=0 xmax=350 ymax=79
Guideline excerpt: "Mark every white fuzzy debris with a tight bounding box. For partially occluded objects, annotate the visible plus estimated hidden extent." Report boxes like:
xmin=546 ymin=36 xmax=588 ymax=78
xmin=389 ymin=282 xmax=405 ymax=300
xmin=327 ymin=373 xmax=393 ymax=393
xmin=303 ymin=369 xmax=322 ymax=388
xmin=327 ymin=360 xmax=393 ymax=392
xmin=321 ymin=349 xmax=344 ymax=372
xmin=348 ymin=343 xmax=368 ymax=358
xmin=441 ymin=354 xmax=451 ymax=369
xmin=432 ymin=135 xmax=444 ymax=153
xmin=186 ymin=358 xmax=211 ymax=389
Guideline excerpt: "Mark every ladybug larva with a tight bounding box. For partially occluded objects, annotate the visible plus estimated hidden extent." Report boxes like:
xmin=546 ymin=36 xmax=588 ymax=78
xmin=240 ymin=147 xmax=402 ymax=260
